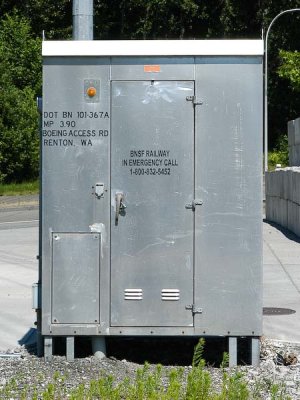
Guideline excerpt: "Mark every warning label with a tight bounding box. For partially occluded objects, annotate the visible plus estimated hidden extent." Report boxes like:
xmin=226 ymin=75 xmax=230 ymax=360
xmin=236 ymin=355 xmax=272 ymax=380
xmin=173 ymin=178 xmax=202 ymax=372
xmin=122 ymin=149 xmax=178 ymax=176
xmin=42 ymin=110 xmax=109 ymax=147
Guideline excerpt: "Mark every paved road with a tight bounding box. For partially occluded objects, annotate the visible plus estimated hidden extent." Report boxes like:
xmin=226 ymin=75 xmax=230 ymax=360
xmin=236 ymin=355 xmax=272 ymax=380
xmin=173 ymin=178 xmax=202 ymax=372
xmin=1 ymin=196 xmax=300 ymax=350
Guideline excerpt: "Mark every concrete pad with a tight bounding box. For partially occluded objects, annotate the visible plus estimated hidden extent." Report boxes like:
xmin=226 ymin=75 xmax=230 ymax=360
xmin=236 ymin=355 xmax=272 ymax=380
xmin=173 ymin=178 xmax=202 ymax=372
xmin=264 ymin=311 xmax=300 ymax=342
xmin=284 ymin=265 xmax=300 ymax=291
xmin=0 ymin=226 xmax=38 ymax=350
xmin=263 ymin=221 xmax=300 ymax=342
xmin=263 ymin=242 xmax=278 ymax=265
xmin=263 ymin=263 xmax=300 ymax=305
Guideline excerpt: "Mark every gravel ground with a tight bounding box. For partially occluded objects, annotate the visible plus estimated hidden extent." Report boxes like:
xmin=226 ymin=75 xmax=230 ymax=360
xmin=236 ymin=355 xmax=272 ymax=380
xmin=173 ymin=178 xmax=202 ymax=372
xmin=0 ymin=338 xmax=300 ymax=399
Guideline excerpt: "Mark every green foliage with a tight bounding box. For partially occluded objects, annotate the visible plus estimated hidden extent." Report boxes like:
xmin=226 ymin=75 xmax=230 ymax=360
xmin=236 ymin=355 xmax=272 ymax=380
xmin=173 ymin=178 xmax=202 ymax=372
xmin=192 ymin=338 xmax=206 ymax=367
xmin=0 ymin=12 xmax=42 ymax=92
xmin=0 ymin=1 xmax=298 ymax=181
xmin=220 ymin=352 xmax=230 ymax=369
xmin=0 ymin=1 xmax=72 ymax=40
xmin=186 ymin=364 xmax=212 ymax=399
xmin=219 ymin=370 xmax=249 ymax=400
xmin=268 ymin=134 xmax=289 ymax=170
xmin=0 ymin=363 xmax=293 ymax=399
xmin=0 ymin=12 xmax=41 ymax=183
xmin=0 ymin=86 xmax=39 ymax=182
xmin=278 ymin=50 xmax=300 ymax=91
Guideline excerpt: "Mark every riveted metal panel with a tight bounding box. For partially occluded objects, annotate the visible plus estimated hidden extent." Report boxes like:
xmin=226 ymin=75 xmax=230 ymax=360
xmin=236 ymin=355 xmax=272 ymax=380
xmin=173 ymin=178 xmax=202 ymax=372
xmin=51 ymin=233 xmax=100 ymax=324
xmin=41 ymin=57 xmax=111 ymax=334
xmin=194 ymin=57 xmax=263 ymax=336
xmin=41 ymin=49 xmax=263 ymax=343
xmin=110 ymin=80 xmax=194 ymax=327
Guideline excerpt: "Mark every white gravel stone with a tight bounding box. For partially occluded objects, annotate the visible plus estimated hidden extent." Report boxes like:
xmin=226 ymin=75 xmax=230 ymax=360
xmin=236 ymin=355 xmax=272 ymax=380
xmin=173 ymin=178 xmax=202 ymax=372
xmin=0 ymin=338 xmax=299 ymax=398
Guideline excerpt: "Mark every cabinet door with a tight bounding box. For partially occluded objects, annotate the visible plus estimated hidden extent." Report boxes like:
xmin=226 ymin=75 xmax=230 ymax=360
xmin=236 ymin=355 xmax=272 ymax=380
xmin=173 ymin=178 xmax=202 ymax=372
xmin=111 ymin=81 xmax=195 ymax=327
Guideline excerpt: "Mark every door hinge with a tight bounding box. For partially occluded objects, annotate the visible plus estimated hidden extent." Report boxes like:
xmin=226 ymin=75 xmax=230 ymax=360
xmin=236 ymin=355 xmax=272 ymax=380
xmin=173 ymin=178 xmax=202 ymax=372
xmin=186 ymin=96 xmax=203 ymax=106
xmin=185 ymin=304 xmax=203 ymax=314
xmin=185 ymin=199 xmax=203 ymax=211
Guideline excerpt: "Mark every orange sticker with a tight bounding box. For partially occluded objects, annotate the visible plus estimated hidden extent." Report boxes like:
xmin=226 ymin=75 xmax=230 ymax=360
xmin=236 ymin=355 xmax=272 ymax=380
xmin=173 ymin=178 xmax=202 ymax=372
xmin=144 ymin=65 xmax=161 ymax=73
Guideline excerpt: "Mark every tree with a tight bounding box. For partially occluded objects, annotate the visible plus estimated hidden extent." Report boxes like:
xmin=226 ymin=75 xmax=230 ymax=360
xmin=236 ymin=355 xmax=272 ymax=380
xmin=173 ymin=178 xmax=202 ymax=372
xmin=0 ymin=0 xmax=299 ymax=174
xmin=0 ymin=1 xmax=72 ymax=39
xmin=260 ymin=1 xmax=300 ymax=147
xmin=0 ymin=13 xmax=41 ymax=182
xmin=278 ymin=50 xmax=300 ymax=91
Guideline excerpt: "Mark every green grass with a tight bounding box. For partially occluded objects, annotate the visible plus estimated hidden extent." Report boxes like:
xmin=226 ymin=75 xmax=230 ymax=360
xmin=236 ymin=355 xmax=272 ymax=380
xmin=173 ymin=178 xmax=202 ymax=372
xmin=0 ymin=180 xmax=39 ymax=196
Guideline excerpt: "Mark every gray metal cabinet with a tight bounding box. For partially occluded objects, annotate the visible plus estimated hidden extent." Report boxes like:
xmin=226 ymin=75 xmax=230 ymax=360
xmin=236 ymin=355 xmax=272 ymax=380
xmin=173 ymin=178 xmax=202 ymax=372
xmin=40 ymin=40 xmax=263 ymax=363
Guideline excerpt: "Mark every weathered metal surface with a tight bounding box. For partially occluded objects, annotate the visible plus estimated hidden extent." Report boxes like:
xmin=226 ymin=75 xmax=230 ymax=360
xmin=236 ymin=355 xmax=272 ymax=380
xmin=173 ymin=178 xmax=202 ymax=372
xmin=41 ymin=48 xmax=263 ymax=340
xmin=110 ymin=80 xmax=194 ymax=327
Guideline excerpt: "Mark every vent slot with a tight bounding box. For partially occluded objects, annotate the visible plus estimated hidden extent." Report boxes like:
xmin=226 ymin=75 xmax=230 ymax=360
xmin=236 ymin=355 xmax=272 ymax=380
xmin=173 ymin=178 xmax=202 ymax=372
xmin=161 ymin=289 xmax=180 ymax=301
xmin=124 ymin=289 xmax=143 ymax=300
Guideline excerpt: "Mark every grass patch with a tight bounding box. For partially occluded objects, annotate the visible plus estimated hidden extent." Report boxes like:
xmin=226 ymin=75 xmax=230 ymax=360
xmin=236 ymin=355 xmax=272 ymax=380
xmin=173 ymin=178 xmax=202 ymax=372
xmin=0 ymin=180 xmax=39 ymax=196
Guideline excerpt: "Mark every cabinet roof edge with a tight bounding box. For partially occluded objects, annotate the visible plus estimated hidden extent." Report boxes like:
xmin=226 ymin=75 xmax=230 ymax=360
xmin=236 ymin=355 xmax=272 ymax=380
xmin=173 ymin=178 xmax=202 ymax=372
xmin=42 ymin=40 xmax=264 ymax=57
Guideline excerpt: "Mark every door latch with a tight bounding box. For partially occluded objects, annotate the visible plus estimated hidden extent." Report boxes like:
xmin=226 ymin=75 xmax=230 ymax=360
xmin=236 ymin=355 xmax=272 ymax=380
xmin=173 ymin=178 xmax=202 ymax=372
xmin=185 ymin=199 xmax=203 ymax=211
xmin=115 ymin=192 xmax=126 ymax=225
xmin=94 ymin=183 xmax=104 ymax=199
xmin=186 ymin=96 xmax=203 ymax=106
xmin=185 ymin=304 xmax=203 ymax=314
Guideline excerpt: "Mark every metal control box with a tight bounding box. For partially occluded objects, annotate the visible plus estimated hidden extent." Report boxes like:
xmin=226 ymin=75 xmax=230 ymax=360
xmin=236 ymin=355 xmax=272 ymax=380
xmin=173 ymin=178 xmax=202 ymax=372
xmin=41 ymin=40 xmax=263 ymax=361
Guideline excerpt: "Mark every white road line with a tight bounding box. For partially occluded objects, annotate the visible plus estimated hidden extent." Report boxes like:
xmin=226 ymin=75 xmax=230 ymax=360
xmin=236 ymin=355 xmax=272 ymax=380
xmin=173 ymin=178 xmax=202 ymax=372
xmin=0 ymin=220 xmax=38 ymax=225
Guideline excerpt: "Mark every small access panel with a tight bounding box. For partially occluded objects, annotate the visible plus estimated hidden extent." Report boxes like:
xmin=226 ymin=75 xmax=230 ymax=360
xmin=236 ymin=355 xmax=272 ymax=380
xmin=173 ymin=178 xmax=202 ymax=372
xmin=111 ymin=80 xmax=195 ymax=327
xmin=51 ymin=233 xmax=100 ymax=324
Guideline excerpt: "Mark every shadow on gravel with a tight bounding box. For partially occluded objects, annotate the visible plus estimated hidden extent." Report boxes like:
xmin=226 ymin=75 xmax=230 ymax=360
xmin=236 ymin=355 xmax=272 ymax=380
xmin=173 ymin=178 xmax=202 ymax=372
xmin=106 ymin=337 xmax=253 ymax=366
xmin=19 ymin=328 xmax=37 ymax=354
xmin=264 ymin=218 xmax=300 ymax=243
xmin=23 ymin=335 xmax=254 ymax=366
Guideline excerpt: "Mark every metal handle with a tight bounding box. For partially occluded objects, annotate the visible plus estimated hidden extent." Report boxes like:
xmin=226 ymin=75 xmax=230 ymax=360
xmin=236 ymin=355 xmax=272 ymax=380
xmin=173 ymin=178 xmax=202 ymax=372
xmin=115 ymin=192 xmax=126 ymax=225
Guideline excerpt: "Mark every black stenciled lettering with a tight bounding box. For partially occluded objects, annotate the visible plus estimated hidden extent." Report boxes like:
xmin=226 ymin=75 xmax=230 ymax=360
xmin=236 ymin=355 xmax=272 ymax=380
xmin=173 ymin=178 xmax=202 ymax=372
xmin=43 ymin=111 xmax=58 ymax=119
xmin=130 ymin=150 xmax=144 ymax=157
xmin=43 ymin=138 xmax=74 ymax=146
xmin=98 ymin=130 xmax=109 ymax=136
xmin=43 ymin=129 xmax=67 ymax=137
xmin=145 ymin=150 xmax=170 ymax=157
xmin=43 ymin=120 xmax=54 ymax=127
xmin=164 ymin=159 xmax=178 ymax=166
xmin=76 ymin=111 xmax=110 ymax=119
xmin=59 ymin=120 xmax=76 ymax=128
xmin=62 ymin=111 xmax=73 ymax=118
xmin=81 ymin=139 xmax=93 ymax=146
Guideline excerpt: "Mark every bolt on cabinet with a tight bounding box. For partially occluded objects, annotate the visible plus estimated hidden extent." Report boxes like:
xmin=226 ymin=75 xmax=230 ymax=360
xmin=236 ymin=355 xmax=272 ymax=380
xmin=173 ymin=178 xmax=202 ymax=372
xmin=40 ymin=40 xmax=263 ymax=363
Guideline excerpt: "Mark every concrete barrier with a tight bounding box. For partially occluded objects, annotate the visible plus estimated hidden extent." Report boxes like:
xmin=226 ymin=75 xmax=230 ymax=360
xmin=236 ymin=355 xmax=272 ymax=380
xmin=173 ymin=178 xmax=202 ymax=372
xmin=266 ymin=167 xmax=300 ymax=235
xmin=266 ymin=117 xmax=300 ymax=234
xmin=288 ymin=117 xmax=300 ymax=166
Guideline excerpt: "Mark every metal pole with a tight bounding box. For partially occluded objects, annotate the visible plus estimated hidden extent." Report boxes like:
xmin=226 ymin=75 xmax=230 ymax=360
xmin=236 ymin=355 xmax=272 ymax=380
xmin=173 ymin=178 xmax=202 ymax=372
xmin=73 ymin=0 xmax=94 ymax=40
xmin=264 ymin=8 xmax=300 ymax=171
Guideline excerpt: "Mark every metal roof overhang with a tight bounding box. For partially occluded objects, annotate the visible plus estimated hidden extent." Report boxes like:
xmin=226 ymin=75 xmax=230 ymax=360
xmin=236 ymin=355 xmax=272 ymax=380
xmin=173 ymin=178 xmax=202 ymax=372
xmin=42 ymin=40 xmax=264 ymax=57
